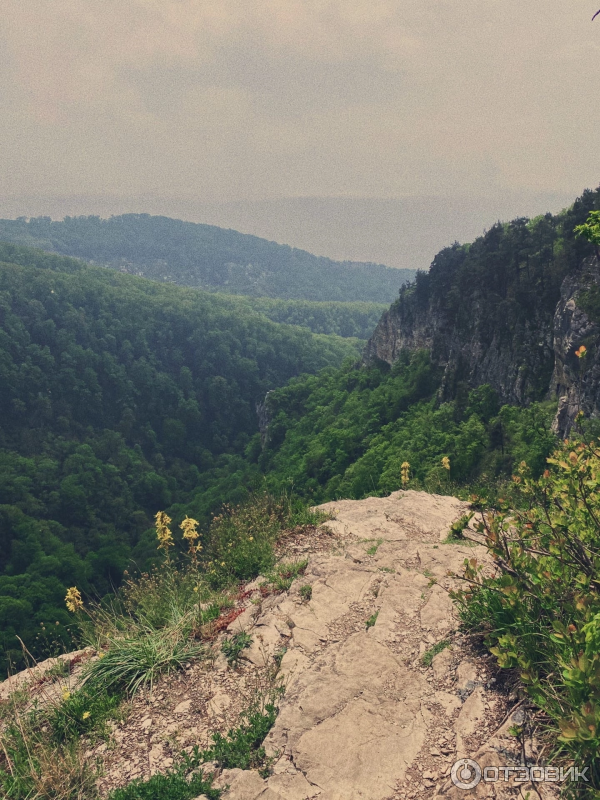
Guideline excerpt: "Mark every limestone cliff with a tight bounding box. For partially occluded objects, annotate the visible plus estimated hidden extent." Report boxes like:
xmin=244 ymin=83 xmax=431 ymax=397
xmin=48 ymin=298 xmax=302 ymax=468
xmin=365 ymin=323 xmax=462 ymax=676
xmin=364 ymin=225 xmax=600 ymax=435
xmin=551 ymin=259 xmax=600 ymax=435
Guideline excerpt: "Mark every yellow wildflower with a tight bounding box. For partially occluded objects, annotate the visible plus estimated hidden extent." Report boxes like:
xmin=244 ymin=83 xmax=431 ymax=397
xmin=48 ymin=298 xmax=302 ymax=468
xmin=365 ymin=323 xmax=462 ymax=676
xmin=441 ymin=456 xmax=450 ymax=471
xmin=155 ymin=511 xmax=173 ymax=552
xmin=82 ymin=711 xmax=91 ymax=720
xmin=62 ymin=690 xmax=71 ymax=701
xmin=248 ymin=536 xmax=254 ymax=542
xmin=65 ymin=587 xmax=83 ymax=613
xmin=400 ymin=461 xmax=410 ymax=486
xmin=180 ymin=516 xmax=199 ymax=543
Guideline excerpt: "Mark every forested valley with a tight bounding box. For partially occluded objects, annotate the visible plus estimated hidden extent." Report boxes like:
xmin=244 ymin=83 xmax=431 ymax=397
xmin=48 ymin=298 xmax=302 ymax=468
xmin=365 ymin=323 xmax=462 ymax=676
xmin=2 ymin=187 xmax=600 ymax=679
xmin=0 ymin=242 xmax=359 ymax=669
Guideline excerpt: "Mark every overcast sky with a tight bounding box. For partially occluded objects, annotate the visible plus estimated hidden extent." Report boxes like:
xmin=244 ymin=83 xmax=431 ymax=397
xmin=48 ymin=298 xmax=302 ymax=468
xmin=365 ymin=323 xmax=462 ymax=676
xmin=1 ymin=1 xmax=599 ymax=261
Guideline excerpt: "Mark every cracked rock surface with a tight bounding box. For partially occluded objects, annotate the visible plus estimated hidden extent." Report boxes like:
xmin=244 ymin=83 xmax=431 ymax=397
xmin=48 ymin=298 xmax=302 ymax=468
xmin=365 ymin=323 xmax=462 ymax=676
xmin=4 ymin=490 xmax=551 ymax=799
xmin=214 ymin=490 xmax=515 ymax=800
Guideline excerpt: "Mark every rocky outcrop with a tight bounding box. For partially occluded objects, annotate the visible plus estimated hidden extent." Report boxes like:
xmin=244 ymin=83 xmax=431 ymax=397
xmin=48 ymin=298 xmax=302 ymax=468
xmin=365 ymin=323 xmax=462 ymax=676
xmin=551 ymin=260 xmax=600 ymax=436
xmin=364 ymin=292 xmax=554 ymax=408
xmin=1 ymin=491 xmax=558 ymax=800
xmin=256 ymin=391 xmax=274 ymax=446
xmin=364 ymin=259 xmax=600 ymax=435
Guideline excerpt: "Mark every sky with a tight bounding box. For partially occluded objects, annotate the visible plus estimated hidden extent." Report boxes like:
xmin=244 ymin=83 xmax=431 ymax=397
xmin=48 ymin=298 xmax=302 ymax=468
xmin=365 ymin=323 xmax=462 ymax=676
xmin=1 ymin=1 xmax=600 ymax=265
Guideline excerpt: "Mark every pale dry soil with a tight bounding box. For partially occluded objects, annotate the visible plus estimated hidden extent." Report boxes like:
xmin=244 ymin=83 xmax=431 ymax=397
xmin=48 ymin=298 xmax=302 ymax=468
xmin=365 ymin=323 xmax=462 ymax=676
xmin=1 ymin=491 xmax=557 ymax=800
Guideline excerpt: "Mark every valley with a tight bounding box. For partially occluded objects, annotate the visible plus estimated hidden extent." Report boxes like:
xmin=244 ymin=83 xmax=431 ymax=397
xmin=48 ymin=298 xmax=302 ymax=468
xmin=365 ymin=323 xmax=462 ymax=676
xmin=1 ymin=189 xmax=600 ymax=798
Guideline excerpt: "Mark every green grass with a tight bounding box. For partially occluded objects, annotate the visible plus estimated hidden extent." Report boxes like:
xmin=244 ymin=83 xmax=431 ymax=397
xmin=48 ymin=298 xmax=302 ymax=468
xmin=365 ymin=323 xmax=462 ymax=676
xmin=299 ymin=584 xmax=312 ymax=602
xmin=421 ymin=639 xmax=451 ymax=667
xmin=83 ymin=630 xmax=206 ymax=696
xmin=365 ymin=612 xmax=379 ymax=630
xmin=194 ymin=695 xmax=282 ymax=773
xmin=221 ymin=632 xmax=252 ymax=667
xmin=365 ymin=538 xmax=384 ymax=556
xmin=108 ymin=768 xmax=221 ymax=800
xmin=47 ymin=684 xmax=123 ymax=743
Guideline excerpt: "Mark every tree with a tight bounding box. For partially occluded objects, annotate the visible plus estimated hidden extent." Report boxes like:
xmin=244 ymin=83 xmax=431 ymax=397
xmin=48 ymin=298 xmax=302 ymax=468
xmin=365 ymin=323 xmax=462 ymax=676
xmin=574 ymin=210 xmax=600 ymax=260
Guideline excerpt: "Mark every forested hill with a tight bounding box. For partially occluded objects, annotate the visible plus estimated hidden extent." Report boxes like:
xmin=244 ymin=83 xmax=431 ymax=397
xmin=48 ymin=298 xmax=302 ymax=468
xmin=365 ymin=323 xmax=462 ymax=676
xmin=255 ymin=188 xmax=600 ymax=503
xmin=365 ymin=187 xmax=600 ymax=405
xmin=0 ymin=242 xmax=359 ymax=669
xmin=0 ymin=214 xmax=416 ymax=303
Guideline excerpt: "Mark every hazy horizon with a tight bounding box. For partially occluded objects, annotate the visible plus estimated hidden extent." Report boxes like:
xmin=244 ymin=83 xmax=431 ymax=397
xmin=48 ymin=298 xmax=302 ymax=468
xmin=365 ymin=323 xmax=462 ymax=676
xmin=2 ymin=1 xmax=599 ymax=257
xmin=0 ymin=189 xmax=578 ymax=271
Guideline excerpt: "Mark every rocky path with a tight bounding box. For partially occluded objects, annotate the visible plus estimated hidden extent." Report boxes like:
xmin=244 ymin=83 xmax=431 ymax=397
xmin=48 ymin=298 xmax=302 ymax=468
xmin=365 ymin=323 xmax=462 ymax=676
xmin=2 ymin=490 xmax=547 ymax=800
xmin=210 ymin=490 xmax=533 ymax=800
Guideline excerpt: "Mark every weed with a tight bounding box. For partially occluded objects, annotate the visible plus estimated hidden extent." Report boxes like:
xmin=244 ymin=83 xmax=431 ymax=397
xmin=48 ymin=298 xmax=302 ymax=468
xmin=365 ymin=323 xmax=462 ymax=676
xmin=194 ymin=687 xmax=284 ymax=772
xmin=365 ymin=538 xmax=384 ymax=556
xmin=48 ymin=683 xmax=122 ymax=743
xmin=299 ymin=585 xmax=312 ymax=602
xmin=454 ymin=440 xmax=600 ymax=790
xmin=265 ymin=560 xmax=308 ymax=593
xmin=83 ymin=630 xmax=206 ymax=696
xmin=443 ymin=512 xmax=475 ymax=543
xmin=421 ymin=639 xmax=451 ymax=667
xmin=378 ymin=567 xmax=394 ymax=574
xmin=44 ymin=659 xmax=71 ymax=680
xmin=221 ymin=632 xmax=252 ymax=667
xmin=0 ymin=685 xmax=102 ymax=800
xmin=108 ymin=767 xmax=220 ymax=800
xmin=273 ymin=646 xmax=287 ymax=668
xmin=365 ymin=612 xmax=379 ymax=630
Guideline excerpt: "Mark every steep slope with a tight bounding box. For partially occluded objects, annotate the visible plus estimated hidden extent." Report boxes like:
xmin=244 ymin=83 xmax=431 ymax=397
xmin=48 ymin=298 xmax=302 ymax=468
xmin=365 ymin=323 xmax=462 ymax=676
xmin=0 ymin=242 xmax=359 ymax=670
xmin=364 ymin=188 xmax=600 ymax=421
xmin=0 ymin=215 xmax=416 ymax=303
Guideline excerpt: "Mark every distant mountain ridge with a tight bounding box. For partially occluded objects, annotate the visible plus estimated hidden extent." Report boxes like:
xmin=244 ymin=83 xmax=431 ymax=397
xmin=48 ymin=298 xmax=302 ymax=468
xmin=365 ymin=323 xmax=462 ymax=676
xmin=0 ymin=214 xmax=416 ymax=303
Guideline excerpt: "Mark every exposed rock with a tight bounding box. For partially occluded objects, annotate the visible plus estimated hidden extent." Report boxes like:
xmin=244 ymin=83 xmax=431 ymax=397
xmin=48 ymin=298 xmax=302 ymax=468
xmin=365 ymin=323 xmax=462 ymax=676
xmin=431 ymin=647 xmax=454 ymax=681
xmin=551 ymin=259 xmax=600 ymax=435
xmin=364 ymin=254 xmax=600 ymax=435
xmin=214 ymin=768 xmax=266 ymax=798
xmin=2 ymin=490 xmax=514 ymax=800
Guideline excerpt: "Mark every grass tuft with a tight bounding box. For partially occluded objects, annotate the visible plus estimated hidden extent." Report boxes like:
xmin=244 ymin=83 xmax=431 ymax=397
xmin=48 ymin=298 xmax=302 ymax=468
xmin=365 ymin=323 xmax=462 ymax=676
xmin=421 ymin=639 xmax=451 ymax=667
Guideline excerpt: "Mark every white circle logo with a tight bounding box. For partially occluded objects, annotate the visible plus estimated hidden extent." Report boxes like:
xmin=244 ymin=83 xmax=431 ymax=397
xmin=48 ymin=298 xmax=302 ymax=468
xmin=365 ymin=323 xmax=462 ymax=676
xmin=451 ymin=759 xmax=482 ymax=789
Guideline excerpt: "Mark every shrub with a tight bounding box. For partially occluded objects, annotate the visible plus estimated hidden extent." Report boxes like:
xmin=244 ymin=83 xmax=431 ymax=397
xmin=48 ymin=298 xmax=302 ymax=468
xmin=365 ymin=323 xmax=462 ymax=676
xmin=221 ymin=632 xmax=252 ymax=667
xmin=454 ymin=438 xmax=600 ymax=789
xmin=299 ymin=584 xmax=312 ymax=602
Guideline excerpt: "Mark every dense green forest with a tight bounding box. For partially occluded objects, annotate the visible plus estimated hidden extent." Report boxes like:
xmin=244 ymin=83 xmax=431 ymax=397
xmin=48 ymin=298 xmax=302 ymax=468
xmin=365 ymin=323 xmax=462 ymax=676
xmin=0 ymin=214 xmax=415 ymax=303
xmin=257 ymin=354 xmax=557 ymax=503
xmin=219 ymin=296 xmax=386 ymax=339
xmin=0 ymin=242 xmax=359 ymax=670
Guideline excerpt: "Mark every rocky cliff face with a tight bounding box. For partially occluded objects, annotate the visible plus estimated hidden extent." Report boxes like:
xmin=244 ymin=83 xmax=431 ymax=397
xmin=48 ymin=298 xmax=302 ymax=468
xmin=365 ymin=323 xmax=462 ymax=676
xmin=364 ymin=258 xmax=600 ymax=436
xmin=364 ymin=293 xmax=555 ymax=407
xmin=551 ymin=260 xmax=600 ymax=435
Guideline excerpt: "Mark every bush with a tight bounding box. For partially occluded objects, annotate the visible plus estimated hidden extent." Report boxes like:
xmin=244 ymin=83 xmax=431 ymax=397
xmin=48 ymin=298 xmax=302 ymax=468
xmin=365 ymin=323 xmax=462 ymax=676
xmin=454 ymin=438 xmax=600 ymax=789
xmin=204 ymin=491 xmax=326 ymax=588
